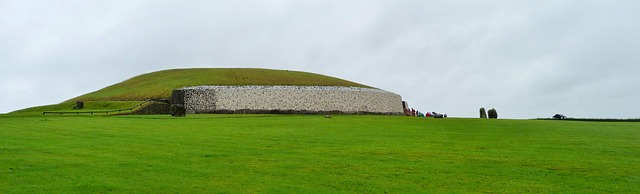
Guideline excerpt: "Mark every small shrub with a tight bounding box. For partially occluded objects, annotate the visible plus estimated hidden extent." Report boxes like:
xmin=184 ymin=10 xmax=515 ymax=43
xmin=73 ymin=101 xmax=84 ymax=109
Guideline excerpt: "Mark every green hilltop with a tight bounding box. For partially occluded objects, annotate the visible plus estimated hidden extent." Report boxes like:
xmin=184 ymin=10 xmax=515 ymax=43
xmin=69 ymin=68 xmax=372 ymax=102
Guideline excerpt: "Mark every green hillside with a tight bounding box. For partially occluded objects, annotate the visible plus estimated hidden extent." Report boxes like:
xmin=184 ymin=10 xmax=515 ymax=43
xmin=68 ymin=68 xmax=372 ymax=102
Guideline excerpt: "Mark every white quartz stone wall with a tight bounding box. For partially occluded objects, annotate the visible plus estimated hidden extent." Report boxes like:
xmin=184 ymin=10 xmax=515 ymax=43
xmin=176 ymin=86 xmax=403 ymax=114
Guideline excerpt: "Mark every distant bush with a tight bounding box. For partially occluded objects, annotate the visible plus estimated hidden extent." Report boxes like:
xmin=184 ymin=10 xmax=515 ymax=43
xmin=73 ymin=101 xmax=84 ymax=109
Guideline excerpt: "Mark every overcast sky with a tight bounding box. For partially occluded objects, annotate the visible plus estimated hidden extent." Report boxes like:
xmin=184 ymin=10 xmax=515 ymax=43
xmin=1 ymin=0 xmax=639 ymax=118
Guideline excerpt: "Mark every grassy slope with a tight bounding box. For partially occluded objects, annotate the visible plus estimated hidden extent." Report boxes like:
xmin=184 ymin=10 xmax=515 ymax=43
xmin=68 ymin=68 xmax=372 ymax=102
xmin=1 ymin=115 xmax=638 ymax=193
xmin=10 ymin=101 xmax=143 ymax=115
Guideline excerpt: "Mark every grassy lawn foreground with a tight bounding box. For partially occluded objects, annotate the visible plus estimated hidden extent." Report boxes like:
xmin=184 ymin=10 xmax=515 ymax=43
xmin=1 ymin=114 xmax=638 ymax=193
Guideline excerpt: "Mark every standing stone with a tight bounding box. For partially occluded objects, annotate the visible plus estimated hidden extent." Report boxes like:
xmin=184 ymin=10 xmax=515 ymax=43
xmin=402 ymin=101 xmax=412 ymax=116
xmin=73 ymin=101 xmax=84 ymax=109
xmin=487 ymin=108 xmax=498 ymax=119
xmin=170 ymin=104 xmax=186 ymax=117
xmin=479 ymin=107 xmax=487 ymax=118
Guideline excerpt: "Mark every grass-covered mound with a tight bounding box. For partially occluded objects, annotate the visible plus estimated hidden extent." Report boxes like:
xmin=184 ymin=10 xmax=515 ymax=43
xmin=10 ymin=68 xmax=371 ymax=114
xmin=69 ymin=68 xmax=371 ymax=102
xmin=1 ymin=115 xmax=638 ymax=192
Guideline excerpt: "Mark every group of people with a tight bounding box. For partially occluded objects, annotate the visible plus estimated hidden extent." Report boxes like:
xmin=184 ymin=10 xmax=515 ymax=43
xmin=406 ymin=108 xmax=447 ymax=118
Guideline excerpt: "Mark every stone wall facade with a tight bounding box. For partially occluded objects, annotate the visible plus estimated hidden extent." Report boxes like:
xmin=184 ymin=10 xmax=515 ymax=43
xmin=172 ymin=86 xmax=404 ymax=115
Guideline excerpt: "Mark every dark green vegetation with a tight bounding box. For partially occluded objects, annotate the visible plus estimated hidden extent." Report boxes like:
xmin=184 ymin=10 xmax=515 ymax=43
xmin=69 ymin=68 xmax=371 ymax=102
xmin=538 ymin=118 xmax=640 ymax=122
xmin=1 ymin=114 xmax=638 ymax=193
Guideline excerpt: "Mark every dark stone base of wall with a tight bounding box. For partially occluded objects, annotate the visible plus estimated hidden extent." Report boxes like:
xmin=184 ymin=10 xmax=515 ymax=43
xmin=191 ymin=109 xmax=403 ymax=116
xmin=170 ymin=104 xmax=186 ymax=117
xmin=132 ymin=103 xmax=171 ymax=115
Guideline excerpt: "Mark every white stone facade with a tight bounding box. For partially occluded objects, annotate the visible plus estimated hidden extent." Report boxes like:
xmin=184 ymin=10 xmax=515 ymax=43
xmin=173 ymin=86 xmax=403 ymax=115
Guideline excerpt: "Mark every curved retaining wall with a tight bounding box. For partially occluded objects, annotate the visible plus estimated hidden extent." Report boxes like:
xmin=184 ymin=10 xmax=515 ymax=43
xmin=172 ymin=86 xmax=404 ymax=115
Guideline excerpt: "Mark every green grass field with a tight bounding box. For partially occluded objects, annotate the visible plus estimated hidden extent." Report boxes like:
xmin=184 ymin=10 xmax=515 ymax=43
xmin=1 ymin=114 xmax=638 ymax=193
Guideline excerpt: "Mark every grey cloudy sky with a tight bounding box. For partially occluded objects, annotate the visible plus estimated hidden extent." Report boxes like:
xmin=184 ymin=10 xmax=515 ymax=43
xmin=1 ymin=0 xmax=639 ymax=118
